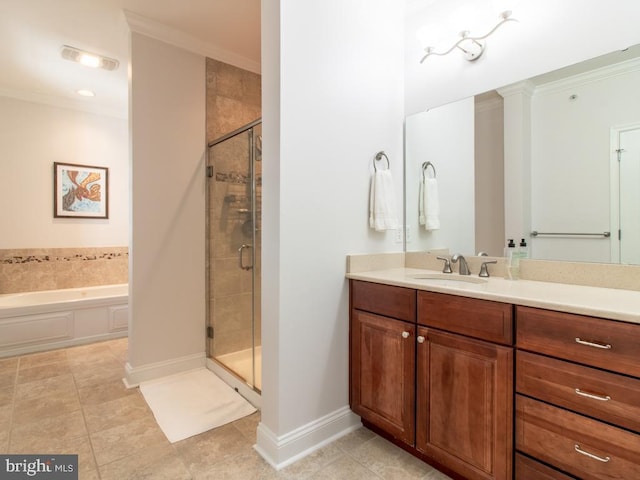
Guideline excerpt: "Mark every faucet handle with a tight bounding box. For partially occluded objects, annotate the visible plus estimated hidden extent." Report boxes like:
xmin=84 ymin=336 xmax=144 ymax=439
xmin=479 ymin=260 xmax=498 ymax=278
xmin=436 ymin=256 xmax=453 ymax=273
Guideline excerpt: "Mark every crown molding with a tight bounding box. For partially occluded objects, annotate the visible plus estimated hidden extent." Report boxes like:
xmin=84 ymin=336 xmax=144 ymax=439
xmin=124 ymin=10 xmax=261 ymax=74
xmin=0 ymin=88 xmax=127 ymax=119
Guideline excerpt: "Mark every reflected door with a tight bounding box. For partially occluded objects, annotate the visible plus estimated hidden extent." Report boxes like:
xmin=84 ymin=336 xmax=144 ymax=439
xmin=619 ymin=127 xmax=640 ymax=265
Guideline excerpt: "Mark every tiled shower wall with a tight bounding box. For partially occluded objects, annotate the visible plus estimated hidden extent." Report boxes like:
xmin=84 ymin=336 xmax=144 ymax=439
xmin=206 ymin=58 xmax=261 ymax=357
xmin=0 ymin=247 xmax=128 ymax=294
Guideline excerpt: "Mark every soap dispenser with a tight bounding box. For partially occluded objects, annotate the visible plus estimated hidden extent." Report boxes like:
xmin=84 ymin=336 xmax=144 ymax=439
xmin=519 ymin=238 xmax=529 ymax=260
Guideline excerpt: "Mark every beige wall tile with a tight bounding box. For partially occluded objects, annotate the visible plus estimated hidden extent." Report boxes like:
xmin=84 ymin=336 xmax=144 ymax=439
xmin=0 ymin=247 xmax=128 ymax=293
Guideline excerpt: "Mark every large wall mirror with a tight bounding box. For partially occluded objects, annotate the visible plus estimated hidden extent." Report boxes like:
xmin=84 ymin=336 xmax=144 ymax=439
xmin=405 ymin=44 xmax=640 ymax=265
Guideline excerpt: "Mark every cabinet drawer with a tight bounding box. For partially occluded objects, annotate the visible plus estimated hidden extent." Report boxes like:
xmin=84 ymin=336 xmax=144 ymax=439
xmin=418 ymin=291 xmax=512 ymax=344
xmin=517 ymin=351 xmax=640 ymax=432
xmin=516 ymin=395 xmax=640 ymax=480
xmin=351 ymin=280 xmax=416 ymax=322
xmin=516 ymin=306 xmax=640 ymax=377
xmin=515 ymin=453 xmax=577 ymax=480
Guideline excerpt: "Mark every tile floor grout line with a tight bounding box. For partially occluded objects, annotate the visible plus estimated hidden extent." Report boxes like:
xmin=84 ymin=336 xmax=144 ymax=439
xmin=71 ymin=356 xmax=103 ymax=480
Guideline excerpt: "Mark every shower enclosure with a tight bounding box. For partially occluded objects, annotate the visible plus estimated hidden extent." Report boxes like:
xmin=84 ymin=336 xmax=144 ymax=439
xmin=207 ymin=119 xmax=261 ymax=392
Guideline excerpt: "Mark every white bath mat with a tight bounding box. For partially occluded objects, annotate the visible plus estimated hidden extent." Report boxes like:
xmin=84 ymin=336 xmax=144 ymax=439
xmin=139 ymin=368 xmax=256 ymax=443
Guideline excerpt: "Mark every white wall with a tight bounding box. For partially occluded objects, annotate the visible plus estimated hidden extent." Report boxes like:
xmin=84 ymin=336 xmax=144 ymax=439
xmin=0 ymin=96 xmax=128 ymax=249
xmin=126 ymin=33 xmax=206 ymax=383
xmin=258 ymin=0 xmax=405 ymax=467
xmin=405 ymin=98 xmax=475 ymax=255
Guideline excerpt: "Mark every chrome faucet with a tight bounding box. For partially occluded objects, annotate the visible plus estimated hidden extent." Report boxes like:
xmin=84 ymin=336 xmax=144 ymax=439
xmin=451 ymin=254 xmax=471 ymax=275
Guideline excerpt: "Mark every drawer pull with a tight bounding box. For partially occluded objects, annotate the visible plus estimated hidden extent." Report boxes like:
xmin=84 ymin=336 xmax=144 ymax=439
xmin=574 ymin=444 xmax=610 ymax=463
xmin=575 ymin=337 xmax=612 ymax=350
xmin=575 ymin=388 xmax=611 ymax=402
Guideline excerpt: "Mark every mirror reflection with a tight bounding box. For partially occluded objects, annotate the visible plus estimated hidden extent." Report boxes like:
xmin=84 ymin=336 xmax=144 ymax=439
xmin=405 ymin=45 xmax=640 ymax=265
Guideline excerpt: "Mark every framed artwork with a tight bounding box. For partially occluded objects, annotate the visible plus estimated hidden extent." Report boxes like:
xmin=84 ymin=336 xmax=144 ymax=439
xmin=54 ymin=162 xmax=109 ymax=218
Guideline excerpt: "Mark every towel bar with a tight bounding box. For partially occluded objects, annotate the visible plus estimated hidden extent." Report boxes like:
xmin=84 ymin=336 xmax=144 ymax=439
xmin=374 ymin=151 xmax=390 ymax=171
xmin=531 ymin=231 xmax=611 ymax=238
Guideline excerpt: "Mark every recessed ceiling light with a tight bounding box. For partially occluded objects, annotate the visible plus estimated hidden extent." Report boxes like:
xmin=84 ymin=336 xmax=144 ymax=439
xmin=61 ymin=45 xmax=119 ymax=71
xmin=76 ymin=89 xmax=96 ymax=97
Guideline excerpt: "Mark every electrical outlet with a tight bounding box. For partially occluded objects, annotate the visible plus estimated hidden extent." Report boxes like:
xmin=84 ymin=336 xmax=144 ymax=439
xmin=395 ymin=226 xmax=403 ymax=244
xmin=405 ymin=225 xmax=411 ymax=243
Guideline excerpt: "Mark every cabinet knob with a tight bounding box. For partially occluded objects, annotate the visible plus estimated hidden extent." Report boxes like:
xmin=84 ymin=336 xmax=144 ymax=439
xmin=417 ymin=335 xmax=425 ymax=343
xmin=402 ymin=331 xmax=410 ymax=339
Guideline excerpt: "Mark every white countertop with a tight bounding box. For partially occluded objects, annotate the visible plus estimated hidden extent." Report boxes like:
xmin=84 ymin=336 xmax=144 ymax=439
xmin=347 ymin=268 xmax=640 ymax=324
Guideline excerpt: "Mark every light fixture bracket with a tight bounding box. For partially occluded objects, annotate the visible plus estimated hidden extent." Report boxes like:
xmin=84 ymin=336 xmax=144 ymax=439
xmin=419 ymin=10 xmax=516 ymax=63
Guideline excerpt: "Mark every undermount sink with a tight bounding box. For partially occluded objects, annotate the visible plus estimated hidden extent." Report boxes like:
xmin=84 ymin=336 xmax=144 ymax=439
xmin=409 ymin=273 xmax=488 ymax=286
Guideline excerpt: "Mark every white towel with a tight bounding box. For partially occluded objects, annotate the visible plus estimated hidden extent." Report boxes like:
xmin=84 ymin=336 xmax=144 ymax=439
xmin=369 ymin=170 xmax=399 ymax=232
xmin=419 ymin=177 xmax=440 ymax=231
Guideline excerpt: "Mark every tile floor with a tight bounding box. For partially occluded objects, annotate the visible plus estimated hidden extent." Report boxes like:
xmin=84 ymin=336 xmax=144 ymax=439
xmin=1 ymin=339 xmax=452 ymax=479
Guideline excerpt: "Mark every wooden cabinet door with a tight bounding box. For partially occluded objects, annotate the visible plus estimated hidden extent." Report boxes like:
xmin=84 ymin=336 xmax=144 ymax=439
xmin=350 ymin=310 xmax=415 ymax=445
xmin=416 ymin=327 xmax=513 ymax=480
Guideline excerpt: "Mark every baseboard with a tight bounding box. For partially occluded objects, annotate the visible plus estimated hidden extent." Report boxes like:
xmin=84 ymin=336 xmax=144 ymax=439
xmin=0 ymin=331 xmax=127 ymax=359
xmin=254 ymin=406 xmax=361 ymax=469
xmin=123 ymin=351 xmax=206 ymax=388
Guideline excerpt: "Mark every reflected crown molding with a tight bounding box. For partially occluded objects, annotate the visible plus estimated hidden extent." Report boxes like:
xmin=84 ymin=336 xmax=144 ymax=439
xmin=497 ymin=80 xmax=535 ymax=98
xmin=533 ymin=56 xmax=640 ymax=95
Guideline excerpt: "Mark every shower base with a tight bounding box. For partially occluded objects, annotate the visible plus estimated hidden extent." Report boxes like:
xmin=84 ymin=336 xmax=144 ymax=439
xmin=215 ymin=346 xmax=262 ymax=391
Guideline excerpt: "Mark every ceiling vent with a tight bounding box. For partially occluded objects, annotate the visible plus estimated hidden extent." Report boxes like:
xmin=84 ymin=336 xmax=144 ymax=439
xmin=61 ymin=45 xmax=119 ymax=71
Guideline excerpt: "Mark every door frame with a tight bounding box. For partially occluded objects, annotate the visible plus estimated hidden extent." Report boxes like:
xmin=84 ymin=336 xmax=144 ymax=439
xmin=610 ymin=122 xmax=640 ymax=263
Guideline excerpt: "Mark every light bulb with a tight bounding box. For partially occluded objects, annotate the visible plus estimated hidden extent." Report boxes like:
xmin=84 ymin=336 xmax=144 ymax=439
xmin=78 ymin=53 xmax=101 ymax=68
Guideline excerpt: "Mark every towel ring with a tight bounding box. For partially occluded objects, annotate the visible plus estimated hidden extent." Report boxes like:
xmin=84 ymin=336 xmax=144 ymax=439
xmin=374 ymin=151 xmax=390 ymax=171
xmin=422 ymin=161 xmax=436 ymax=179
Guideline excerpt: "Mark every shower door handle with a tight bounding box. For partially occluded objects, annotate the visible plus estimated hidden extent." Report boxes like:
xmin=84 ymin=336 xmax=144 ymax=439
xmin=238 ymin=244 xmax=253 ymax=270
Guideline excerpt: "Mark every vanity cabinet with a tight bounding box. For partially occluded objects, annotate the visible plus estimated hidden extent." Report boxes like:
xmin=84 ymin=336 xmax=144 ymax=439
xmin=350 ymin=280 xmax=416 ymax=445
xmin=416 ymin=292 xmax=514 ymax=480
xmin=516 ymin=306 xmax=640 ymax=479
xmin=349 ymin=281 xmax=514 ymax=480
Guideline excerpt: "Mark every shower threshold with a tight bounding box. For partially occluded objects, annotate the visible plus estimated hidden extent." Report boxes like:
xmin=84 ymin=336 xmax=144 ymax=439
xmin=210 ymin=346 xmax=261 ymax=394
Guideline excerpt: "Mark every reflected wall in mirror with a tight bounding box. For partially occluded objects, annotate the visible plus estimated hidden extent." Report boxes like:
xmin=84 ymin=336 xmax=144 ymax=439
xmin=405 ymin=45 xmax=640 ymax=265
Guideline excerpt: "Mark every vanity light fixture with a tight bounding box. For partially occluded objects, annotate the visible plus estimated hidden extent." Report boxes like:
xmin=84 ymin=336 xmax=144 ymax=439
xmin=76 ymin=89 xmax=95 ymax=97
xmin=419 ymin=10 xmax=517 ymax=63
xmin=60 ymin=45 xmax=119 ymax=71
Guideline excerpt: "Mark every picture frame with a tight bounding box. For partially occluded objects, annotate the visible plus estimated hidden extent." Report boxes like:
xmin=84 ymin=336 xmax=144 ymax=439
xmin=54 ymin=162 xmax=109 ymax=218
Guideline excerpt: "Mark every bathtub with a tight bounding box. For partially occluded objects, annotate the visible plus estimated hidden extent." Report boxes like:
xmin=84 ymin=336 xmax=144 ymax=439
xmin=0 ymin=284 xmax=128 ymax=357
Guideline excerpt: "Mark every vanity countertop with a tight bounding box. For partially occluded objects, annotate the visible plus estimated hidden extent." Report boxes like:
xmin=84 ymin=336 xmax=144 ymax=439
xmin=347 ymin=267 xmax=640 ymax=324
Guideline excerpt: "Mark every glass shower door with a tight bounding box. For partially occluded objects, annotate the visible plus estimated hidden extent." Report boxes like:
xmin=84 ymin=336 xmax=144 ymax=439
xmin=207 ymin=120 xmax=261 ymax=391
